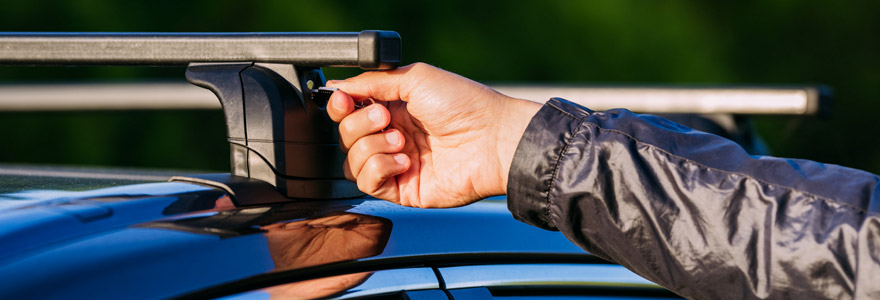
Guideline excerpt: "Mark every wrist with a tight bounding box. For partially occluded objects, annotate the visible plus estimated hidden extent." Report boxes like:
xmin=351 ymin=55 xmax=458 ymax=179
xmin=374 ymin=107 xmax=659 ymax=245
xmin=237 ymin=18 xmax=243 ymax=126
xmin=496 ymin=97 xmax=541 ymax=195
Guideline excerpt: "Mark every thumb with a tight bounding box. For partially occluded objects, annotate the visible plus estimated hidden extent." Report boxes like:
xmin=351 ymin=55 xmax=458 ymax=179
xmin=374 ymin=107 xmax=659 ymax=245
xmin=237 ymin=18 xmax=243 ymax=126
xmin=326 ymin=63 xmax=427 ymax=103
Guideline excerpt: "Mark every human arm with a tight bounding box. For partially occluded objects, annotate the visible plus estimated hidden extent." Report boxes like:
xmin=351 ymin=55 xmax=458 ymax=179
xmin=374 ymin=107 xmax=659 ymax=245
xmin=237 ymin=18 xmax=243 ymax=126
xmin=325 ymin=63 xmax=880 ymax=299
xmin=509 ymin=98 xmax=880 ymax=299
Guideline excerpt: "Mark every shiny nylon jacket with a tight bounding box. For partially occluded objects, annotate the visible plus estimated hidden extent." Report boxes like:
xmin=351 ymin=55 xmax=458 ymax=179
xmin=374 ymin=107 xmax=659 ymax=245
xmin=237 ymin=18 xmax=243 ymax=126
xmin=507 ymin=98 xmax=880 ymax=299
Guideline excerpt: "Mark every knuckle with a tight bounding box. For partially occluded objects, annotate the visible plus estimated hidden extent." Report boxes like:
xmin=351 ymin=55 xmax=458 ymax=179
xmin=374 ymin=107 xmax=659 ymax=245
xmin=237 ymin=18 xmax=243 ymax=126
xmin=355 ymin=139 xmax=372 ymax=155
xmin=342 ymin=162 xmax=355 ymax=182
xmin=346 ymin=155 xmax=363 ymax=179
xmin=340 ymin=119 xmax=356 ymax=136
xmin=409 ymin=62 xmax=433 ymax=75
xmin=364 ymin=155 xmax=381 ymax=171
xmin=355 ymin=177 xmax=369 ymax=193
xmin=356 ymin=172 xmax=377 ymax=194
xmin=341 ymin=138 xmax=354 ymax=151
xmin=410 ymin=62 xmax=428 ymax=70
xmin=344 ymin=172 xmax=355 ymax=182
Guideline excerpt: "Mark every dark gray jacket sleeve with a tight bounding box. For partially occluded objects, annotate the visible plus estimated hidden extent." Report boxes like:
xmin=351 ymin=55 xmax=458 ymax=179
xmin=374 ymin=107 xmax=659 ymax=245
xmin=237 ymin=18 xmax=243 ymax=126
xmin=507 ymin=98 xmax=880 ymax=300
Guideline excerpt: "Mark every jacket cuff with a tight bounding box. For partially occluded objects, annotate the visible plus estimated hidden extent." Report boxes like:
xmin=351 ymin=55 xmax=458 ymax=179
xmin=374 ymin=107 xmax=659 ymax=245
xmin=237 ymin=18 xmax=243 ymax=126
xmin=507 ymin=98 xmax=592 ymax=230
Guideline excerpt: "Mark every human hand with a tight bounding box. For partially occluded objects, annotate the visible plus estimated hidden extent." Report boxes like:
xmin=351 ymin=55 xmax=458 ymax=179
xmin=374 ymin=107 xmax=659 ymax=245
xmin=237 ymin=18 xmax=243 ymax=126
xmin=326 ymin=63 xmax=540 ymax=208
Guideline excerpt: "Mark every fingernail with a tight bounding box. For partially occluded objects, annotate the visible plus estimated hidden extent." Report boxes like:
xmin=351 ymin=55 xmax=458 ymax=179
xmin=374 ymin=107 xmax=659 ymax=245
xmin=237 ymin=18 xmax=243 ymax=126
xmin=368 ymin=106 xmax=382 ymax=124
xmin=393 ymin=154 xmax=407 ymax=165
xmin=385 ymin=131 xmax=400 ymax=145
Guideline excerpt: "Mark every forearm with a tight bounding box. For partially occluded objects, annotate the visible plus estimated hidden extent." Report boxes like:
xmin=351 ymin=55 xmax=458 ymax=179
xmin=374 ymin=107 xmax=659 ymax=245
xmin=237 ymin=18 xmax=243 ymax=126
xmin=507 ymin=98 xmax=880 ymax=299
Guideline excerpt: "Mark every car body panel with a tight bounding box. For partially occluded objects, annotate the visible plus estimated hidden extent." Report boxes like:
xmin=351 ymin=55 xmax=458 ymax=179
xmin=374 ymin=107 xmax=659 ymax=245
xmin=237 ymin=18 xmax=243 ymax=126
xmin=0 ymin=170 xmax=668 ymax=299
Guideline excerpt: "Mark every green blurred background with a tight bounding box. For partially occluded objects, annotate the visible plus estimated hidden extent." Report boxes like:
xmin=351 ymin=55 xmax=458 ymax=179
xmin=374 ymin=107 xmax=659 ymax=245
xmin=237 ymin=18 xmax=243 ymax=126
xmin=1 ymin=1 xmax=878 ymax=173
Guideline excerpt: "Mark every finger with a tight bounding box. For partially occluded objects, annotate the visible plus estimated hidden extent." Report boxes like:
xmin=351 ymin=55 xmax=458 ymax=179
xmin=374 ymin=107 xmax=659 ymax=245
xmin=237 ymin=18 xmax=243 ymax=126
xmin=356 ymin=153 xmax=410 ymax=200
xmin=327 ymin=90 xmax=355 ymax=123
xmin=345 ymin=130 xmax=405 ymax=179
xmin=326 ymin=62 xmax=435 ymax=103
xmin=343 ymin=159 xmax=355 ymax=182
xmin=338 ymin=104 xmax=390 ymax=151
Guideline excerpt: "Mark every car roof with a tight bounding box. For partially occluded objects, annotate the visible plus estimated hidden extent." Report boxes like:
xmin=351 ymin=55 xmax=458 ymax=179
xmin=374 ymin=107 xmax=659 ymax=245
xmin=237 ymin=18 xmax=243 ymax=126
xmin=0 ymin=171 xmax=602 ymax=299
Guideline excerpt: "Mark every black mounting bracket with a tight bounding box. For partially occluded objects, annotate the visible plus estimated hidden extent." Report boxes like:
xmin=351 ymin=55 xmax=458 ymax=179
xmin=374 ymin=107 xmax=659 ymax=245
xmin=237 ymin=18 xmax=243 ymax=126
xmin=184 ymin=31 xmax=401 ymax=199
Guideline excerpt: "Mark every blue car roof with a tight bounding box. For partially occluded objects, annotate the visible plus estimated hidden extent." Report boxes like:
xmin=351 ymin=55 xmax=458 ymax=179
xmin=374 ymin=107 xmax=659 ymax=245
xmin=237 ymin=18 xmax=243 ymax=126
xmin=0 ymin=178 xmax=597 ymax=299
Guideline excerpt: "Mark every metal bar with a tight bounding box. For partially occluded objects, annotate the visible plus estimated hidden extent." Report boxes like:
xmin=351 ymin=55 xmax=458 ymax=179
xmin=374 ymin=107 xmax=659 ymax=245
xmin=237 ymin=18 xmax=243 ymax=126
xmin=0 ymin=82 xmax=829 ymax=115
xmin=0 ymin=82 xmax=218 ymax=111
xmin=493 ymin=84 xmax=830 ymax=116
xmin=0 ymin=31 xmax=400 ymax=68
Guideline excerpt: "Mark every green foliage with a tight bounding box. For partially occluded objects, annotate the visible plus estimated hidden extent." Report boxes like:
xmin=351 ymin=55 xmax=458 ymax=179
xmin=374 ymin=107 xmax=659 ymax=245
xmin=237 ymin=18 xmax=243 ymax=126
xmin=1 ymin=0 xmax=878 ymax=172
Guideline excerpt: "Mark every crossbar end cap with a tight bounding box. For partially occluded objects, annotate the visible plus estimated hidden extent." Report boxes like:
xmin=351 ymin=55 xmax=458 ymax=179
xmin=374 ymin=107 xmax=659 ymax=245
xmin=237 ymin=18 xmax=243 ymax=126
xmin=358 ymin=30 xmax=401 ymax=70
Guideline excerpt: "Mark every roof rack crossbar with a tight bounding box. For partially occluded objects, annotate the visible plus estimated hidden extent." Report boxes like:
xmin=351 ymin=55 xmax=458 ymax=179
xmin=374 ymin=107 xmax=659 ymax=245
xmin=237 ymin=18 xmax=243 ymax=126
xmin=0 ymin=31 xmax=401 ymax=69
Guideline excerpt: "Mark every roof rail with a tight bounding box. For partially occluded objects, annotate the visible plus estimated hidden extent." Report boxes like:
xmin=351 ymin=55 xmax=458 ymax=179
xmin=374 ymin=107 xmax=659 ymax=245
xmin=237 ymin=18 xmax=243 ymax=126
xmin=493 ymin=84 xmax=831 ymax=116
xmin=0 ymin=82 xmax=831 ymax=116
